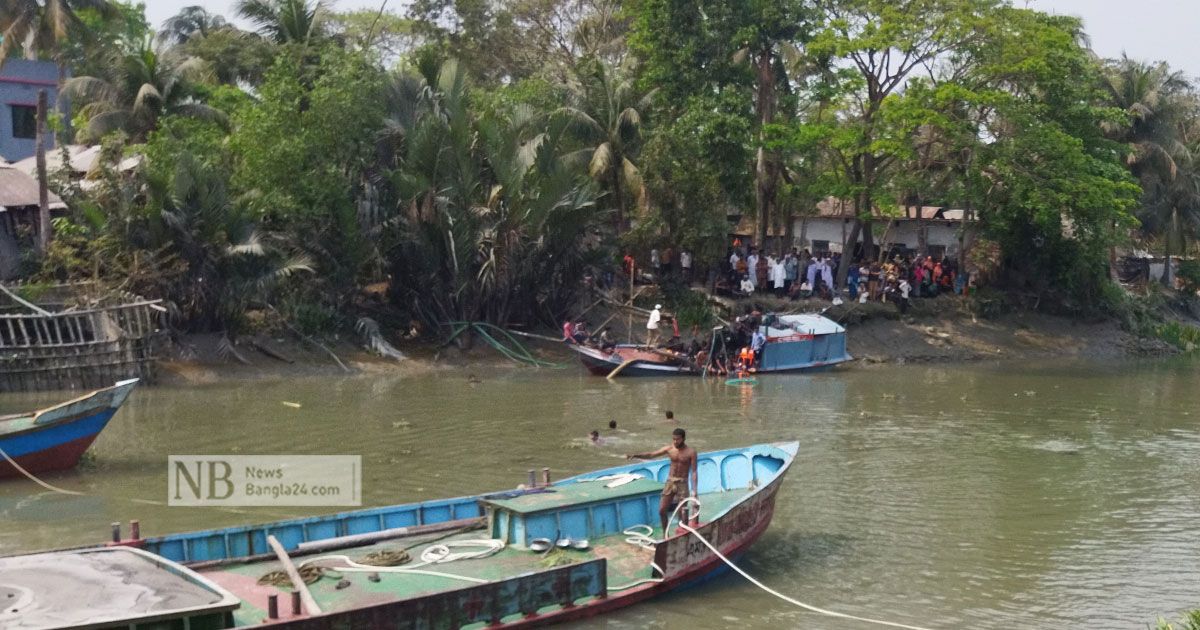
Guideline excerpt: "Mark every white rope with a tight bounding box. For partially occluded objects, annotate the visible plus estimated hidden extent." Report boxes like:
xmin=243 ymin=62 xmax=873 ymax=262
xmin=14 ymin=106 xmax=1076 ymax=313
xmin=300 ymin=539 xmax=505 ymax=585
xmin=665 ymin=499 xmax=937 ymax=630
xmin=0 ymin=445 xmax=84 ymax=496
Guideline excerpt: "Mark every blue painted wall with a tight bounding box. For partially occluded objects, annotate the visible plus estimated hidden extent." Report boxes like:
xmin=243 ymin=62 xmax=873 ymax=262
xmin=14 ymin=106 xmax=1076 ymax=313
xmin=0 ymin=60 xmax=60 ymax=162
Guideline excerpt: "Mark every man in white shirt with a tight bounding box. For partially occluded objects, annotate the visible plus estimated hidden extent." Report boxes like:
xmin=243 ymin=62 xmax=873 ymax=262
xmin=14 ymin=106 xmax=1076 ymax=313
xmin=680 ymin=250 xmax=693 ymax=283
xmin=746 ymin=252 xmax=759 ymax=290
xmin=739 ymin=276 xmax=755 ymax=296
xmin=897 ymin=278 xmax=912 ymax=314
xmin=646 ymin=304 xmax=662 ymax=347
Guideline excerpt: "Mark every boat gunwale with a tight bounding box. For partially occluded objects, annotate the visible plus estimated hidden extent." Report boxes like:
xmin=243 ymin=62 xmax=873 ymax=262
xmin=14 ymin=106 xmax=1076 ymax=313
xmin=129 ymin=443 xmax=796 ymax=565
xmin=0 ymin=379 xmax=136 ymax=439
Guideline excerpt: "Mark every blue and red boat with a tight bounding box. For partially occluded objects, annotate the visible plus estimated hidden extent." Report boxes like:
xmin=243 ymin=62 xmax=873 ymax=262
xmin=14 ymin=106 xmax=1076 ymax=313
xmin=571 ymin=313 xmax=852 ymax=377
xmin=0 ymin=441 xmax=797 ymax=628
xmin=0 ymin=378 xmax=138 ymax=478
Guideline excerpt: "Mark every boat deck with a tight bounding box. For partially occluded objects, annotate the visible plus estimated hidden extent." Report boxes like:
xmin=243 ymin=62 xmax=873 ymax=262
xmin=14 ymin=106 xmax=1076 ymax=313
xmin=203 ymin=487 xmax=752 ymax=626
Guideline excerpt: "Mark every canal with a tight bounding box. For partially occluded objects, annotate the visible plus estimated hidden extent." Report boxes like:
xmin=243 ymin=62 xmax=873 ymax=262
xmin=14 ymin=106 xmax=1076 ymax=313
xmin=1 ymin=357 xmax=1198 ymax=628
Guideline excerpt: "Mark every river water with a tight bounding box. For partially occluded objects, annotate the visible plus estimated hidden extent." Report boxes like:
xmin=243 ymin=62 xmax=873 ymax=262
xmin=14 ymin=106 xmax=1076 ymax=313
xmin=2 ymin=357 xmax=1199 ymax=629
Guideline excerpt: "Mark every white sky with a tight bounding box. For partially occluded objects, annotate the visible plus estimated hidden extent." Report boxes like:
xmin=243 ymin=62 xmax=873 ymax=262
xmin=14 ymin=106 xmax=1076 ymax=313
xmin=143 ymin=0 xmax=1200 ymax=79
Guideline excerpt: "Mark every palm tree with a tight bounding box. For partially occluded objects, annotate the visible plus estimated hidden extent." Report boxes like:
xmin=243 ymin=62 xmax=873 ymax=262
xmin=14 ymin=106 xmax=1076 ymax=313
xmin=1 ymin=0 xmax=116 ymax=129
xmin=235 ymin=0 xmax=326 ymax=45
xmin=158 ymin=5 xmax=229 ymax=45
xmin=1101 ymin=56 xmax=1192 ymax=188
xmin=0 ymin=0 xmax=114 ymax=65
xmin=383 ymin=60 xmax=600 ymax=327
xmin=558 ymin=60 xmax=652 ymax=232
xmin=150 ymin=151 xmax=312 ymax=332
xmin=1101 ymin=56 xmax=1198 ymax=284
xmin=63 ymin=39 xmax=225 ymax=142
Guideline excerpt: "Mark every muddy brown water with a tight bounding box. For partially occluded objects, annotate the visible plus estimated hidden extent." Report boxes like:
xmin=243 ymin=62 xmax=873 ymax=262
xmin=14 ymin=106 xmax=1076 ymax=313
xmin=2 ymin=358 xmax=1199 ymax=629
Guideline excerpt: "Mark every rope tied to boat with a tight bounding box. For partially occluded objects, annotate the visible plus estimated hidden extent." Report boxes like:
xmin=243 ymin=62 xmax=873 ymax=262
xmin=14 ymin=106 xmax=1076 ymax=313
xmin=0 ymin=445 xmax=84 ymax=496
xmin=662 ymin=498 xmax=937 ymax=630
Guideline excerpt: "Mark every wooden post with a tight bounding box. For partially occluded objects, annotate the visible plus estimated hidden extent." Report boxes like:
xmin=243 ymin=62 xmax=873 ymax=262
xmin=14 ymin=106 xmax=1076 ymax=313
xmin=266 ymin=535 xmax=322 ymax=616
xmin=35 ymin=90 xmax=51 ymax=255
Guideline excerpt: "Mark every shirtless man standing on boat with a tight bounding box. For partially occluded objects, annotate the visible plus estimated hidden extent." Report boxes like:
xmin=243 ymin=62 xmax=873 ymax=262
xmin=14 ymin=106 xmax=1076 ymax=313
xmin=627 ymin=428 xmax=698 ymax=533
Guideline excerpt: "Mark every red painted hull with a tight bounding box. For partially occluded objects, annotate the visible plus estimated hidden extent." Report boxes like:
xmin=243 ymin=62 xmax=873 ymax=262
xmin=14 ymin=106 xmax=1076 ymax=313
xmin=0 ymin=433 xmax=100 ymax=478
xmin=258 ymin=466 xmax=787 ymax=629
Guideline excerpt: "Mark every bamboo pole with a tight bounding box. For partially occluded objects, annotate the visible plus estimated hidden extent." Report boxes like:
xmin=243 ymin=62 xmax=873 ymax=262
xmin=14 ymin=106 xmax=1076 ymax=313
xmin=266 ymin=535 xmax=321 ymax=616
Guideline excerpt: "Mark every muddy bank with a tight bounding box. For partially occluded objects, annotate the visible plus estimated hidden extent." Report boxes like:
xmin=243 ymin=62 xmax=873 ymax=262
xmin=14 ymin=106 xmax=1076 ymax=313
xmin=156 ymin=331 xmax=513 ymax=385
xmin=845 ymin=309 xmax=1177 ymax=364
xmin=156 ymin=302 xmax=1179 ymax=386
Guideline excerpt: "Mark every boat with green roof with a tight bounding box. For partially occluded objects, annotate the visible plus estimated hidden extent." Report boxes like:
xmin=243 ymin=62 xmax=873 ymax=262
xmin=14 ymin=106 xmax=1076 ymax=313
xmin=0 ymin=442 xmax=797 ymax=629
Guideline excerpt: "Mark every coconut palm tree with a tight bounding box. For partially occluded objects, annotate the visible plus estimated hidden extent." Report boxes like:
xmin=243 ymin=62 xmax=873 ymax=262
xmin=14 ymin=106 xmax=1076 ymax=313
xmin=235 ymin=0 xmax=327 ymax=45
xmin=1101 ymin=57 xmax=1193 ymax=217
xmin=63 ymin=39 xmax=225 ymax=143
xmin=1100 ymin=56 xmax=1198 ymax=284
xmin=557 ymin=59 xmax=653 ymax=232
xmin=158 ymin=5 xmax=229 ymax=45
xmin=0 ymin=0 xmax=114 ymax=66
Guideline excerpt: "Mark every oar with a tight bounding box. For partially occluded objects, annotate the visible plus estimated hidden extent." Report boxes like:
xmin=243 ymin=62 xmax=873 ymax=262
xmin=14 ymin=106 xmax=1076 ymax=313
xmin=606 ymin=358 xmax=637 ymax=380
xmin=267 ymin=535 xmax=322 ymax=616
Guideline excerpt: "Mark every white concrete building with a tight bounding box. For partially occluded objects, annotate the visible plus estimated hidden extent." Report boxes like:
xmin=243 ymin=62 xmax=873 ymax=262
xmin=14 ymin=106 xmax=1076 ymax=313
xmin=792 ymin=199 xmax=969 ymax=259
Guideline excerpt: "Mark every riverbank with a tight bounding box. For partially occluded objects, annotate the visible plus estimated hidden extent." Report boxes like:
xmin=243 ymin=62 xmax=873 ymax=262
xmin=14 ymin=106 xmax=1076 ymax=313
xmin=156 ymin=298 xmax=1181 ymax=386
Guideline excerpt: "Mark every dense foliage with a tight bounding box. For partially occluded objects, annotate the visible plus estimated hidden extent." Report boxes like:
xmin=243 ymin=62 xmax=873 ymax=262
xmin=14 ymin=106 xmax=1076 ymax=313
xmin=5 ymin=0 xmax=1199 ymax=336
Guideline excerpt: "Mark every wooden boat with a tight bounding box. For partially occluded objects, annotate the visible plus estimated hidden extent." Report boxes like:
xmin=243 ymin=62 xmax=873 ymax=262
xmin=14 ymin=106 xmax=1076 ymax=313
xmin=0 ymin=442 xmax=797 ymax=628
xmin=0 ymin=378 xmax=137 ymax=479
xmin=571 ymin=312 xmax=852 ymax=377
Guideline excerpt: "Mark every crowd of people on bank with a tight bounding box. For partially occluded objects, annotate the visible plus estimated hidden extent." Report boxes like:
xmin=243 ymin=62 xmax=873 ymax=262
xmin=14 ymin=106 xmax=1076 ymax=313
xmin=593 ymin=242 xmax=970 ymax=313
xmin=720 ymin=246 xmax=969 ymax=312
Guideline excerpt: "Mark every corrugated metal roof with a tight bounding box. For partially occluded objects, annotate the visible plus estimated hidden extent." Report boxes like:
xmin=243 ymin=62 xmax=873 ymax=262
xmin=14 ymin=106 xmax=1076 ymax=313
xmin=0 ymin=164 xmax=66 ymax=210
xmin=12 ymin=145 xmax=100 ymax=176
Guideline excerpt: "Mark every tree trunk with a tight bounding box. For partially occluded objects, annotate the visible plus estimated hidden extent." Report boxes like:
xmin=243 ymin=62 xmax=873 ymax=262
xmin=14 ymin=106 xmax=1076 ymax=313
xmin=835 ymin=219 xmax=862 ymax=288
xmin=35 ymin=90 xmax=51 ymax=255
xmin=1163 ymin=207 xmax=1177 ymax=287
xmin=753 ymin=49 xmax=777 ymax=252
xmin=613 ymin=169 xmax=624 ymax=233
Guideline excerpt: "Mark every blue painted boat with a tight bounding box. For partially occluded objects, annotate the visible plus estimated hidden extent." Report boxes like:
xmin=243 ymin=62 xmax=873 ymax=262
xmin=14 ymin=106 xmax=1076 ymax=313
xmin=2 ymin=442 xmax=797 ymax=628
xmin=571 ymin=312 xmax=852 ymax=377
xmin=0 ymin=379 xmax=137 ymax=479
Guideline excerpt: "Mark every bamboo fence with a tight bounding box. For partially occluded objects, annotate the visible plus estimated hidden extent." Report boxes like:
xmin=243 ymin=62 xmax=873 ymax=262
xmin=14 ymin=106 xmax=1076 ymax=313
xmin=0 ymin=295 xmax=163 ymax=391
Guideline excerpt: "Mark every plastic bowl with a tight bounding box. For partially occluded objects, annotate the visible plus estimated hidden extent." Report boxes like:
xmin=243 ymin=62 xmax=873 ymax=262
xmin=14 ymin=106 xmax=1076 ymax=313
xmin=529 ymin=538 xmax=552 ymax=552
xmin=571 ymin=539 xmax=590 ymax=550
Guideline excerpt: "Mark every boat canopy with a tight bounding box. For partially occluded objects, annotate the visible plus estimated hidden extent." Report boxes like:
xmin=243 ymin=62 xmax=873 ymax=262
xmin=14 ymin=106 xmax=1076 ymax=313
xmin=765 ymin=313 xmax=845 ymax=338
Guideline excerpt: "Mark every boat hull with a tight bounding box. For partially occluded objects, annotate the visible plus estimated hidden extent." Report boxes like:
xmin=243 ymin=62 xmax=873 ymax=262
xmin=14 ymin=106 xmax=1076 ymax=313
xmin=252 ymin=445 xmax=793 ymax=628
xmin=0 ymin=379 xmax=137 ymax=478
xmin=10 ymin=442 xmax=794 ymax=629
xmin=572 ymin=342 xmax=849 ymax=377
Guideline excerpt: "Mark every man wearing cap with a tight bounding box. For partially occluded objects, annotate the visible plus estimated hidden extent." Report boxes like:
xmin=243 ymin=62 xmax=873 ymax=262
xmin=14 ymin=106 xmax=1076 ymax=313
xmin=646 ymin=304 xmax=662 ymax=347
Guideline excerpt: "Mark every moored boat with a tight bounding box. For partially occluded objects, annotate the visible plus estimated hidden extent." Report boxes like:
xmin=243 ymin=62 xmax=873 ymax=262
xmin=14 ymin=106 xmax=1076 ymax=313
xmin=0 ymin=442 xmax=797 ymax=628
xmin=571 ymin=312 xmax=852 ymax=377
xmin=0 ymin=378 xmax=138 ymax=479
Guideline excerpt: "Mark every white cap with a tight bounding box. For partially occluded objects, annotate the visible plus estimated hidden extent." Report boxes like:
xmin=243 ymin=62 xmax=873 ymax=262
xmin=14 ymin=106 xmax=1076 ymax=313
xmin=655 ymin=304 xmax=662 ymax=309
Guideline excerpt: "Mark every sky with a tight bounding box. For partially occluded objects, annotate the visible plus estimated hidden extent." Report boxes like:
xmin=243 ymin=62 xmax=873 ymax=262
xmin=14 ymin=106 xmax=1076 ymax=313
xmin=143 ymin=0 xmax=1200 ymax=79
